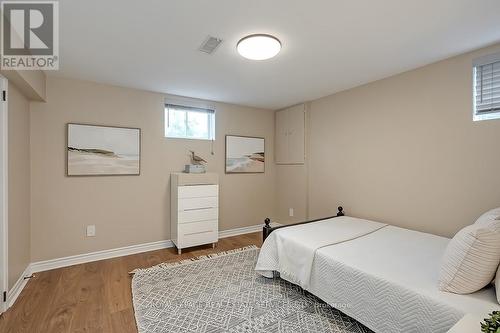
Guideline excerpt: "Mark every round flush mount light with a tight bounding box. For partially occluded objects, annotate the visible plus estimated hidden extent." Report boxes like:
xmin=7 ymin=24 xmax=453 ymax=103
xmin=237 ymin=34 xmax=281 ymax=60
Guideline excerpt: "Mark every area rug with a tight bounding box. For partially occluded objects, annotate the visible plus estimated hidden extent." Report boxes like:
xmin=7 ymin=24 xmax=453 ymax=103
xmin=131 ymin=246 xmax=373 ymax=333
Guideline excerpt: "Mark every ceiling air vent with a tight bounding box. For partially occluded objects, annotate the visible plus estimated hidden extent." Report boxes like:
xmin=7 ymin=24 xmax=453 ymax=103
xmin=199 ymin=36 xmax=223 ymax=54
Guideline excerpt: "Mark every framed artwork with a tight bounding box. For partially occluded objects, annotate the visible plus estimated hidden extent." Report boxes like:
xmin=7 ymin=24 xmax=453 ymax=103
xmin=225 ymin=135 xmax=265 ymax=173
xmin=67 ymin=123 xmax=141 ymax=176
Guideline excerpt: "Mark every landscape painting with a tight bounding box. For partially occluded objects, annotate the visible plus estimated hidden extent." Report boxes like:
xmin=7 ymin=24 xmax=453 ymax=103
xmin=67 ymin=124 xmax=140 ymax=176
xmin=225 ymin=135 xmax=265 ymax=173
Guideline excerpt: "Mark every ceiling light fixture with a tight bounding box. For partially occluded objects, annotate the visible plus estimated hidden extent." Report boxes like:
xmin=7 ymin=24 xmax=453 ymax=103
xmin=237 ymin=34 xmax=281 ymax=60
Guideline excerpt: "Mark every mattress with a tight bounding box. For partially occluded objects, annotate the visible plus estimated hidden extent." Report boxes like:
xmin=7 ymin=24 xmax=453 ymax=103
xmin=255 ymin=216 xmax=387 ymax=289
xmin=308 ymin=225 xmax=499 ymax=333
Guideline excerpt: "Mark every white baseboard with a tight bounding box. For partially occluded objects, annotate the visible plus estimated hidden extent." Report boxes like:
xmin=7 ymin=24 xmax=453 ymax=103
xmin=7 ymin=265 xmax=32 ymax=308
xmin=30 ymin=239 xmax=175 ymax=274
xmin=11 ymin=222 xmax=279 ymax=309
xmin=30 ymin=222 xmax=279 ymax=274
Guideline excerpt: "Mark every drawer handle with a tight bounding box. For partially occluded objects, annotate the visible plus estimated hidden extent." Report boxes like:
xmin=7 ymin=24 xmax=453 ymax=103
xmin=183 ymin=207 xmax=215 ymax=212
xmin=185 ymin=230 xmax=213 ymax=236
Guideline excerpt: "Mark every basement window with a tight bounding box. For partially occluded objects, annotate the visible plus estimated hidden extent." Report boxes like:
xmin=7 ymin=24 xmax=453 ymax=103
xmin=473 ymin=53 xmax=500 ymax=121
xmin=165 ymin=104 xmax=215 ymax=140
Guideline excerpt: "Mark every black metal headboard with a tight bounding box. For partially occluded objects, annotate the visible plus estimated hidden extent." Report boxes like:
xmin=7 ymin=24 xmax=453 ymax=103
xmin=262 ymin=206 xmax=345 ymax=241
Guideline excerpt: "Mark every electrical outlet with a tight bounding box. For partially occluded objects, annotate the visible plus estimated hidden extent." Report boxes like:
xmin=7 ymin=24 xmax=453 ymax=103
xmin=289 ymin=208 xmax=294 ymax=217
xmin=86 ymin=225 xmax=96 ymax=237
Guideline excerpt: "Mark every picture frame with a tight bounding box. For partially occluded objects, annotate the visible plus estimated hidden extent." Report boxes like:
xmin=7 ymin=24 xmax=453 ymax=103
xmin=225 ymin=135 xmax=265 ymax=174
xmin=66 ymin=123 xmax=141 ymax=176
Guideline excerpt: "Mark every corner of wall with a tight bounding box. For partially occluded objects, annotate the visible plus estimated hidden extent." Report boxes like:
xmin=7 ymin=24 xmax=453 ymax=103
xmin=6 ymin=82 xmax=32 ymax=291
xmin=0 ymin=69 xmax=46 ymax=102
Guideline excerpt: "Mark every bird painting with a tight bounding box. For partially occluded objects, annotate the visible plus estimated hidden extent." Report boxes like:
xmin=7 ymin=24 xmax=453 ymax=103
xmin=189 ymin=150 xmax=207 ymax=165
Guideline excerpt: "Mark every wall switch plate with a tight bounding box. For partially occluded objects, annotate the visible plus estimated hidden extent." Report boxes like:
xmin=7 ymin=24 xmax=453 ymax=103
xmin=86 ymin=225 xmax=96 ymax=237
xmin=289 ymin=208 xmax=294 ymax=217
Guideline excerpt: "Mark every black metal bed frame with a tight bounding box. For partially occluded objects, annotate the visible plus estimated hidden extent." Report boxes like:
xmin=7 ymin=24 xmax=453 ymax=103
xmin=262 ymin=206 xmax=345 ymax=241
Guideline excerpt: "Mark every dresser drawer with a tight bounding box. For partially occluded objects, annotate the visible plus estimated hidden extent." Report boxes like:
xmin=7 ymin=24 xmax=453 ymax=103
xmin=178 ymin=207 xmax=218 ymax=224
xmin=178 ymin=220 xmax=218 ymax=248
xmin=178 ymin=197 xmax=218 ymax=211
xmin=178 ymin=185 xmax=218 ymax=199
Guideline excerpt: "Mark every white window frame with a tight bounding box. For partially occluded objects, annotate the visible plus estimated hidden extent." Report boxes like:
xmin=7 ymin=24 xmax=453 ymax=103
xmin=164 ymin=103 xmax=215 ymax=140
xmin=473 ymin=52 xmax=500 ymax=121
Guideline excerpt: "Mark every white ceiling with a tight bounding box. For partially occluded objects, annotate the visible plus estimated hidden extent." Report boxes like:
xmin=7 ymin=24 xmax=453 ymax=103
xmin=53 ymin=0 xmax=500 ymax=110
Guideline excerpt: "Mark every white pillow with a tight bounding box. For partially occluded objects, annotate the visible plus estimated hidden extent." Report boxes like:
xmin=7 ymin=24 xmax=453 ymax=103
xmin=438 ymin=221 xmax=500 ymax=294
xmin=475 ymin=207 xmax=500 ymax=226
xmin=496 ymin=265 xmax=500 ymax=304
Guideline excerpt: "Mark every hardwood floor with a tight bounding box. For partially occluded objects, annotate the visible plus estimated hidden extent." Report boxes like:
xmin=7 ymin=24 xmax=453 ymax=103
xmin=0 ymin=232 xmax=262 ymax=333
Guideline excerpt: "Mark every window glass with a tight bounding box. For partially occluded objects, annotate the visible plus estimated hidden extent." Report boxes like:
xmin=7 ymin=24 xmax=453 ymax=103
xmin=165 ymin=104 xmax=215 ymax=140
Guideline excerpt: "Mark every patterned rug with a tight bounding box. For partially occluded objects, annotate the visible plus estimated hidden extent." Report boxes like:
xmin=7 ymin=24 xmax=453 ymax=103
xmin=131 ymin=246 xmax=373 ymax=333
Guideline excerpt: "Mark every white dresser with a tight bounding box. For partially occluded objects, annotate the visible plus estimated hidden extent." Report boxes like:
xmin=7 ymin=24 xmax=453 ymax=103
xmin=171 ymin=172 xmax=219 ymax=254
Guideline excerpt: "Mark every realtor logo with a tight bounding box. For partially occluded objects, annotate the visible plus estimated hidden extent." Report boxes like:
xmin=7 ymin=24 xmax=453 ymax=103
xmin=1 ymin=1 xmax=59 ymax=70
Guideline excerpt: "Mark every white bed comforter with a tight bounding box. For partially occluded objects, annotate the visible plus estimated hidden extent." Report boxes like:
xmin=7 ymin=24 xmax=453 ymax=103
xmin=255 ymin=216 xmax=387 ymax=289
xmin=309 ymin=226 xmax=500 ymax=332
xmin=255 ymin=217 xmax=500 ymax=333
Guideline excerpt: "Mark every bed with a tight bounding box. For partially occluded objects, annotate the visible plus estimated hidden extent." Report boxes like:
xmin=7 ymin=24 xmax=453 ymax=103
xmin=255 ymin=208 xmax=500 ymax=333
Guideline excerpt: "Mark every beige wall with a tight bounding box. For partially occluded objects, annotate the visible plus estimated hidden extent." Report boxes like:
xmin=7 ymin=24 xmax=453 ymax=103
xmin=276 ymin=164 xmax=308 ymax=222
xmin=30 ymin=76 xmax=276 ymax=261
xmin=275 ymin=104 xmax=310 ymax=223
xmin=8 ymin=84 xmax=31 ymax=289
xmin=302 ymin=43 xmax=500 ymax=237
